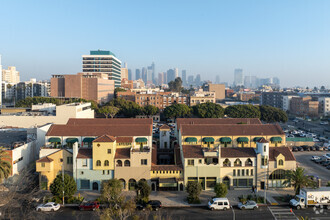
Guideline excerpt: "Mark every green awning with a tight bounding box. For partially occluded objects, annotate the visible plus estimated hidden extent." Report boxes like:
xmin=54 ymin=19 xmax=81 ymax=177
xmin=270 ymin=137 xmax=282 ymax=142
xmin=66 ymin=138 xmax=79 ymax=143
xmin=237 ymin=137 xmax=249 ymax=143
xmin=185 ymin=137 xmax=197 ymax=143
xmin=159 ymin=183 xmax=177 ymax=187
xmin=253 ymin=137 xmax=263 ymax=142
xmin=220 ymin=137 xmax=232 ymax=143
xmin=202 ymin=137 xmax=215 ymax=142
xmin=83 ymin=137 xmax=95 ymax=143
xmin=135 ymin=137 xmax=148 ymax=143
xmin=48 ymin=137 xmax=61 ymax=143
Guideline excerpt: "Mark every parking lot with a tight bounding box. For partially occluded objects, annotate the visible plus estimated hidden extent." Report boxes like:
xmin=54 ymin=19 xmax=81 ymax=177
xmin=293 ymin=151 xmax=330 ymax=185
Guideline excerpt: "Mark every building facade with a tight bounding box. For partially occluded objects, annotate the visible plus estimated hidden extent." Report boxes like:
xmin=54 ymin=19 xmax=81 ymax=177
xmin=82 ymin=50 xmax=122 ymax=88
xmin=2 ymin=66 xmax=20 ymax=84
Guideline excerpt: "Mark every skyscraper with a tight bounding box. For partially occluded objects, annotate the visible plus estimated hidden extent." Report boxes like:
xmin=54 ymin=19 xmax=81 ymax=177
xmin=174 ymin=68 xmax=179 ymax=78
xmin=82 ymin=50 xmax=122 ymax=87
xmin=234 ymin=69 xmax=243 ymax=86
xmin=166 ymin=69 xmax=175 ymax=83
xmin=187 ymin=75 xmax=194 ymax=86
xmin=2 ymin=66 xmax=20 ymax=83
xmin=158 ymin=72 xmax=164 ymax=85
xmin=128 ymin=69 xmax=132 ymax=80
xmin=215 ymin=75 xmax=220 ymax=84
xmin=142 ymin=67 xmax=147 ymax=83
xmin=182 ymin=70 xmax=187 ymax=86
xmin=135 ymin=69 xmax=141 ymax=80
xmin=147 ymin=66 xmax=153 ymax=83
xmin=195 ymin=74 xmax=201 ymax=86
xmin=151 ymin=62 xmax=155 ymax=84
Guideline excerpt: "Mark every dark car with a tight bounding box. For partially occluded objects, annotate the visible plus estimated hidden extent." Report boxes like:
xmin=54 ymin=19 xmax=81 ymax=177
xmin=292 ymin=147 xmax=298 ymax=152
xmin=302 ymin=146 xmax=310 ymax=151
xmin=79 ymin=201 xmax=100 ymax=211
xmin=326 ymin=165 xmax=330 ymax=170
xmin=315 ymin=158 xmax=325 ymax=164
xmin=137 ymin=200 xmax=162 ymax=211
xmin=297 ymin=147 xmax=304 ymax=152
xmin=315 ymin=146 xmax=321 ymax=151
xmin=310 ymin=146 xmax=316 ymax=151
xmin=321 ymin=160 xmax=330 ymax=166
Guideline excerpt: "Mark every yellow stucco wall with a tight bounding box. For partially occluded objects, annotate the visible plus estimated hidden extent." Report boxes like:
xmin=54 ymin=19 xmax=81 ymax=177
xmin=92 ymin=142 xmax=116 ymax=170
xmin=150 ymin=170 xmax=183 ymax=179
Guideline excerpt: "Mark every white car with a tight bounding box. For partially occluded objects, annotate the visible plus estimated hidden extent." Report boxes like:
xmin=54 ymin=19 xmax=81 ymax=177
xmin=36 ymin=202 xmax=60 ymax=212
xmin=311 ymin=156 xmax=320 ymax=161
xmin=320 ymin=121 xmax=329 ymax=125
xmin=208 ymin=198 xmax=230 ymax=211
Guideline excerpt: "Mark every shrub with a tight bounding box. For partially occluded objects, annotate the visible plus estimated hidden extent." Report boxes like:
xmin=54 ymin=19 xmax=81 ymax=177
xmin=214 ymin=183 xmax=228 ymax=198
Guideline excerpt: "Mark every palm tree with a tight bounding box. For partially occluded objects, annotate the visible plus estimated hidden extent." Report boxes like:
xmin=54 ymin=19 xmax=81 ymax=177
xmin=0 ymin=149 xmax=11 ymax=181
xmin=283 ymin=167 xmax=316 ymax=195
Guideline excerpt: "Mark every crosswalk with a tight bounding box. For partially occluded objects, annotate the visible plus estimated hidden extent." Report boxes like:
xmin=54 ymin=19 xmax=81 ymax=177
xmin=268 ymin=206 xmax=298 ymax=220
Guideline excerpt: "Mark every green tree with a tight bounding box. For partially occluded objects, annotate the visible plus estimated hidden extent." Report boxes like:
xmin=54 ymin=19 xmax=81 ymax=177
xmin=327 ymin=181 xmax=330 ymax=187
xmin=224 ymin=104 xmax=261 ymax=118
xmin=143 ymin=105 xmax=159 ymax=117
xmin=49 ymin=173 xmax=77 ymax=200
xmin=168 ymin=77 xmax=183 ymax=92
xmin=0 ymin=150 xmax=11 ymax=181
xmin=214 ymin=183 xmax=228 ymax=198
xmin=114 ymin=88 xmax=127 ymax=98
xmin=186 ymin=181 xmax=202 ymax=204
xmin=135 ymin=180 xmax=151 ymax=203
xmin=259 ymin=105 xmax=288 ymax=123
xmin=283 ymin=167 xmax=316 ymax=195
xmin=108 ymin=98 xmax=143 ymax=118
xmin=101 ymin=179 xmax=123 ymax=205
xmin=99 ymin=106 xmax=120 ymax=118
xmin=164 ymin=104 xmax=191 ymax=119
xmin=193 ymin=102 xmax=224 ymax=118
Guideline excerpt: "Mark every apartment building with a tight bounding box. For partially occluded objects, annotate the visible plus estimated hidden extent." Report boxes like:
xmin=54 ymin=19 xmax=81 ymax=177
xmin=290 ymin=96 xmax=319 ymax=117
xmin=189 ymin=90 xmax=215 ymax=106
xmin=2 ymin=66 xmax=20 ymax=84
xmin=261 ymin=92 xmax=297 ymax=109
xmin=51 ymin=72 xmax=115 ymax=103
xmin=318 ymin=97 xmax=330 ymax=116
xmin=82 ymin=50 xmax=122 ymax=88
xmin=203 ymin=83 xmax=225 ymax=100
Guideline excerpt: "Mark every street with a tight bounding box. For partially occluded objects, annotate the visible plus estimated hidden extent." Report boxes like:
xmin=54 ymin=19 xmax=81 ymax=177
xmin=43 ymin=205 xmax=330 ymax=220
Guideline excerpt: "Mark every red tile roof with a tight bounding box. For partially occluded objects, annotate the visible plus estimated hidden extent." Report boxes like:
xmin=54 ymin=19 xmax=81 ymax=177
xmin=176 ymin=118 xmax=261 ymax=131
xmin=182 ymin=145 xmax=204 ymax=158
xmin=67 ymin=118 xmax=153 ymax=125
xmin=152 ymin=144 xmax=157 ymax=165
xmin=181 ymin=124 xmax=284 ymax=136
xmin=36 ymin=156 xmax=53 ymax=163
xmin=258 ymin=138 xmax=269 ymax=143
xmin=221 ymin=148 xmax=256 ymax=158
xmin=116 ymin=137 xmax=133 ymax=143
xmin=151 ymin=165 xmax=183 ymax=171
xmin=115 ymin=148 xmax=131 ymax=159
xmin=93 ymin=135 xmax=116 ymax=142
xmin=159 ymin=124 xmax=171 ymax=130
xmin=77 ymin=148 xmax=92 ymax=159
xmin=269 ymin=147 xmax=296 ymax=161
xmin=46 ymin=124 xmax=152 ymax=137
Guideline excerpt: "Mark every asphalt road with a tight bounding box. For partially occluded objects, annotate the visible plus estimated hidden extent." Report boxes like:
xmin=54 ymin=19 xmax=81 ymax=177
xmin=42 ymin=205 xmax=330 ymax=220
xmin=293 ymin=151 xmax=330 ymax=185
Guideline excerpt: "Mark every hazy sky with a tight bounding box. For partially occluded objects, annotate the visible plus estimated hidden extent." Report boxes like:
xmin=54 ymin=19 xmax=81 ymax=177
xmin=0 ymin=0 xmax=329 ymax=88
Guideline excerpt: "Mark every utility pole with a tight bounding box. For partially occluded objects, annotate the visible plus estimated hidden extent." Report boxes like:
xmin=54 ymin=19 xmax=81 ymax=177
xmin=62 ymin=152 xmax=65 ymax=206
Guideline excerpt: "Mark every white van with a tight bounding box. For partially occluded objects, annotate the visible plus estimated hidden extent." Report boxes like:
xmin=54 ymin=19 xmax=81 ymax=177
xmin=208 ymin=198 xmax=230 ymax=211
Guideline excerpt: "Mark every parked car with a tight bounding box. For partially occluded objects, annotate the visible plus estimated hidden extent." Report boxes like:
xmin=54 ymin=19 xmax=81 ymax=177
xmin=320 ymin=121 xmax=329 ymax=125
xmin=315 ymin=158 xmax=326 ymax=164
xmin=302 ymin=146 xmax=310 ymax=151
xmin=208 ymin=198 xmax=230 ymax=211
xmin=292 ymin=147 xmax=298 ymax=152
xmin=36 ymin=202 xmax=60 ymax=212
xmin=321 ymin=160 xmax=330 ymax=167
xmin=310 ymin=146 xmax=316 ymax=151
xmin=315 ymin=146 xmax=322 ymax=151
xmin=297 ymin=147 xmax=304 ymax=152
xmin=237 ymin=200 xmax=258 ymax=210
xmin=137 ymin=200 xmax=162 ymax=211
xmin=79 ymin=201 xmax=100 ymax=211
xmin=311 ymin=156 xmax=321 ymax=161
xmin=326 ymin=165 xmax=330 ymax=170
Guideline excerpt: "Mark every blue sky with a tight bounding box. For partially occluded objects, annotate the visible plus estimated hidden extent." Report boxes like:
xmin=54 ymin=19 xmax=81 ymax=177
xmin=0 ymin=0 xmax=329 ymax=87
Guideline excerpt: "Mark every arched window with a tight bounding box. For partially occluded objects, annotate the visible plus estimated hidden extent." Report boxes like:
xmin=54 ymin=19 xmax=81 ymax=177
xmin=104 ymin=160 xmax=109 ymax=166
xmin=124 ymin=160 xmax=130 ymax=167
xmin=269 ymin=169 xmax=286 ymax=180
xmin=223 ymin=159 xmax=231 ymax=167
xmin=245 ymin=158 xmax=253 ymax=166
xmin=234 ymin=159 xmax=242 ymax=167
xmin=116 ymin=160 xmax=122 ymax=167
xmin=278 ymin=159 xmax=284 ymax=166
xmin=96 ymin=160 xmax=101 ymax=166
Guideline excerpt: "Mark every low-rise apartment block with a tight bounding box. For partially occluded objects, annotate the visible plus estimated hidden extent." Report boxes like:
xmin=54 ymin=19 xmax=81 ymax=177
xmin=290 ymin=96 xmax=319 ymax=117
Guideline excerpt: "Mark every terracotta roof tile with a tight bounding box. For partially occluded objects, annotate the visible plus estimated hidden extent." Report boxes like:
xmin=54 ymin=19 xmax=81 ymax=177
xmin=258 ymin=138 xmax=269 ymax=143
xmin=67 ymin=118 xmax=153 ymax=125
xmin=116 ymin=137 xmax=133 ymax=143
xmin=36 ymin=156 xmax=53 ymax=163
xmin=115 ymin=148 xmax=130 ymax=159
xmin=181 ymin=124 xmax=284 ymax=136
xmin=269 ymin=147 xmax=296 ymax=161
xmin=159 ymin=124 xmax=171 ymax=130
xmin=182 ymin=145 xmax=204 ymax=158
xmin=46 ymin=124 xmax=152 ymax=137
xmin=176 ymin=118 xmax=261 ymax=131
xmin=93 ymin=135 xmax=116 ymax=142
xmin=221 ymin=148 xmax=256 ymax=158
xmin=151 ymin=165 xmax=183 ymax=171
xmin=77 ymin=148 xmax=92 ymax=159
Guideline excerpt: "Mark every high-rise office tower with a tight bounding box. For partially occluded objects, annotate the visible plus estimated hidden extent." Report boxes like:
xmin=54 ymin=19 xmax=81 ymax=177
xmin=187 ymin=75 xmax=194 ymax=86
xmin=234 ymin=68 xmax=243 ymax=86
xmin=151 ymin=62 xmax=155 ymax=84
xmin=215 ymin=75 xmax=220 ymax=84
xmin=244 ymin=76 xmax=251 ymax=88
xmin=182 ymin=70 xmax=187 ymax=86
xmin=163 ymin=72 xmax=167 ymax=84
xmin=2 ymin=66 xmax=20 ymax=83
xmin=128 ymin=69 xmax=132 ymax=80
xmin=142 ymin=67 xmax=147 ymax=83
xmin=166 ymin=69 xmax=175 ymax=83
xmin=82 ymin=50 xmax=122 ymax=87
xmin=158 ymin=72 xmax=163 ymax=85
xmin=174 ymin=68 xmax=179 ymax=78
xmin=195 ymin=74 xmax=201 ymax=86
xmin=273 ymin=77 xmax=280 ymax=86
xmin=0 ymin=55 xmax=2 ymax=107
xmin=135 ymin=69 xmax=141 ymax=80
xmin=147 ymin=66 xmax=153 ymax=83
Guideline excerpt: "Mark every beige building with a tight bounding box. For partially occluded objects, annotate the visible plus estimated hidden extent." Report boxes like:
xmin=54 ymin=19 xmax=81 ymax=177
xmin=203 ymin=83 xmax=225 ymax=100
xmin=51 ymin=72 xmax=115 ymax=103
xmin=2 ymin=66 xmax=20 ymax=83
xmin=121 ymin=67 xmax=128 ymax=81
xmin=189 ymin=89 xmax=216 ymax=106
xmin=318 ymin=97 xmax=330 ymax=116
xmin=0 ymin=102 xmax=94 ymax=128
xmin=290 ymin=96 xmax=319 ymax=117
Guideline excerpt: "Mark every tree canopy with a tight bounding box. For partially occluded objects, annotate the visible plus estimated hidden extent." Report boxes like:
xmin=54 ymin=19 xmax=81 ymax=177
xmin=164 ymin=104 xmax=191 ymax=119
xmin=214 ymin=183 xmax=228 ymax=198
xmin=49 ymin=173 xmax=77 ymax=200
xmin=283 ymin=167 xmax=317 ymax=195
xmin=259 ymin=105 xmax=288 ymax=123
xmin=0 ymin=150 xmax=11 ymax=180
xmin=168 ymin=77 xmax=183 ymax=92
xmin=135 ymin=180 xmax=151 ymax=203
xmin=107 ymin=98 xmax=143 ymax=118
xmin=186 ymin=181 xmax=202 ymax=204
xmin=143 ymin=105 xmax=159 ymax=116
xmin=98 ymin=106 xmax=120 ymax=118
xmin=193 ymin=102 xmax=224 ymax=118
xmin=224 ymin=104 xmax=261 ymax=118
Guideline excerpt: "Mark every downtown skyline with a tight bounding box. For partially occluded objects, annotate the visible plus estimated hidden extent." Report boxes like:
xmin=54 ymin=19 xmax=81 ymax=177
xmin=0 ymin=0 xmax=329 ymax=88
